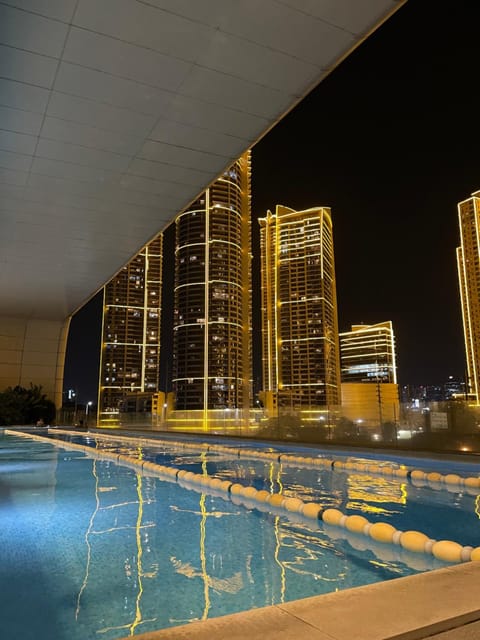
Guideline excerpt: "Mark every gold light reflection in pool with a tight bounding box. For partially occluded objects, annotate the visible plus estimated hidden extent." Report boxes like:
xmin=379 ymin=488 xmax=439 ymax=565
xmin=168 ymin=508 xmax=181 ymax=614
xmin=170 ymin=452 xmax=243 ymax=622
xmin=129 ymin=472 xmax=145 ymax=635
xmin=75 ymin=458 xmax=99 ymax=620
xmin=281 ymin=527 xmax=344 ymax=583
xmin=272 ymin=463 xmax=286 ymax=604
xmin=199 ymin=454 xmax=211 ymax=620
xmin=369 ymin=559 xmax=405 ymax=576
xmin=73 ymin=443 xmax=420 ymax=635
xmin=346 ymin=474 xmax=407 ymax=516
xmin=269 ymin=460 xmax=283 ymax=495
xmin=76 ymin=448 xmax=156 ymax=637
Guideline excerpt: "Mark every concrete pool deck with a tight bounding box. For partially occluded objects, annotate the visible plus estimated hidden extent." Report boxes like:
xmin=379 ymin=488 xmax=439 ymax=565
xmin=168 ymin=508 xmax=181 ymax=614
xmin=124 ymin=558 xmax=480 ymax=640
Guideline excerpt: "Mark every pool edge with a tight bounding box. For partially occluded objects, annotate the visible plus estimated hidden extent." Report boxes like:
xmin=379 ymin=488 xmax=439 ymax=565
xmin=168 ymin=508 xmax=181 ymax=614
xmin=123 ymin=561 xmax=480 ymax=640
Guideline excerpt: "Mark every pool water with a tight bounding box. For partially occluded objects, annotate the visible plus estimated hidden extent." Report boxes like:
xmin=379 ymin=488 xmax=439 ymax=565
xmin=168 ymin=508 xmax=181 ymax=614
xmin=1 ymin=431 xmax=479 ymax=640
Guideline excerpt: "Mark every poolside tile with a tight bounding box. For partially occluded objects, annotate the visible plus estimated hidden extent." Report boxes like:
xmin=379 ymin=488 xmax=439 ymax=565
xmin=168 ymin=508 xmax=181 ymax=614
xmin=423 ymin=620 xmax=480 ymax=639
xmin=120 ymin=563 xmax=480 ymax=640
xmin=127 ymin=605 xmax=333 ymax=640
xmin=277 ymin=562 xmax=480 ymax=640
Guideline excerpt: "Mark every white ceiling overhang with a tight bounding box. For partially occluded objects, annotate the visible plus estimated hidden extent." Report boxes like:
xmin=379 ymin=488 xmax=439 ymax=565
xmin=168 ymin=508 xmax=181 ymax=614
xmin=0 ymin=0 xmax=405 ymax=320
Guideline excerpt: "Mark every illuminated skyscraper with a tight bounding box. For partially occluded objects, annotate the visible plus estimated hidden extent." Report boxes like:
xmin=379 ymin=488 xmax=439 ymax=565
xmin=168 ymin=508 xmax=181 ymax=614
xmin=173 ymin=151 xmax=252 ymax=414
xmin=339 ymin=322 xmax=397 ymax=384
xmin=339 ymin=321 xmax=399 ymax=426
xmin=259 ymin=205 xmax=341 ymax=414
xmin=457 ymin=190 xmax=480 ymax=403
xmin=98 ymin=235 xmax=163 ymax=422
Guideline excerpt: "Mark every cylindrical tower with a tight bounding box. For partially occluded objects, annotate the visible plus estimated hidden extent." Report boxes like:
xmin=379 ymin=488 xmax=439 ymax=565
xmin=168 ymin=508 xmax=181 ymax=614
xmin=173 ymin=151 xmax=252 ymax=412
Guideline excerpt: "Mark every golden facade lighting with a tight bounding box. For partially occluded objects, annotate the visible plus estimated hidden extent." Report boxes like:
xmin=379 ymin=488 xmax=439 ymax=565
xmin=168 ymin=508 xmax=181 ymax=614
xmin=339 ymin=322 xmax=397 ymax=384
xmin=173 ymin=151 xmax=252 ymax=413
xmin=339 ymin=321 xmax=399 ymax=426
xmin=457 ymin=191 xmax=480 ymax=404
xmin=98 ymin=235 xmax=163 ymax=419
xmin=259 ymin=205 xmax=341 ymax=412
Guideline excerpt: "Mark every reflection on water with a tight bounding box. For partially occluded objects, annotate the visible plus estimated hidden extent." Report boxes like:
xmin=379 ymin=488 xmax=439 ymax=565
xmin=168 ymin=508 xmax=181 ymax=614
xmin=74 ymin=455 xmax=159 ymax=637
xmin=169 ymin=452 xmax=246 ymax=623
xmin=346 ymin=473 xmax=408 ymax=516
xmin=0 ymin=433 xmax=458 ymax=640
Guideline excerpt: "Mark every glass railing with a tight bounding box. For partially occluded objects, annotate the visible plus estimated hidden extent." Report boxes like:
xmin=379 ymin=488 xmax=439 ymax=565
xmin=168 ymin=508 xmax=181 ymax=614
xmin=57 ymin=400 xmax=480 ymax=455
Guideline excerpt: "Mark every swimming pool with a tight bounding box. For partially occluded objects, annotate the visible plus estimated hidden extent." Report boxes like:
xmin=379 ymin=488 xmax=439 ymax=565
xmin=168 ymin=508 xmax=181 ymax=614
xmin=1 ymin=429 xmax=479 ymax=640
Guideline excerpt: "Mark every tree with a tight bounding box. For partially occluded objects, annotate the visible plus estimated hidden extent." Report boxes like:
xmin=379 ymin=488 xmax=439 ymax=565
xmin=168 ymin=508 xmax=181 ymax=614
xmin=0 ymin=384 xmax=56 ymax=426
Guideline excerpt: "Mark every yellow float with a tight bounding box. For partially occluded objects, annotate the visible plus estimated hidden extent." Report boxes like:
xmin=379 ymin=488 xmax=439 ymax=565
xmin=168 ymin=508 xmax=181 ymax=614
xmin=411 ymin=470 xmax=426 ymax=481
xmin=229 ymin=483 xmax=244 ymax=495
xmin=431 ymin=540 xmax=463 ymax=563
xmin=345 ymin=515 xmax=369 ymax=533
xmin=254 ymin=490 xmax=271 ymax=503
xmin=465 ymin=477 xmax=480 ymax=488
xmin=267 ymin=493 xmax=286 ymax=507
xmin=241 ymin=486 xmax=258 ymax=499
xmin=400 ymin=530 xmax=430 ymax=553
xmin=369 ymin=522 xmax=397 ymax=543
xmin=444 ymin=474 xmax=462 ymax=485
xmin=322 ymin=508 xmax=344 ymax=526
xmin=470 ymin=547 xmax=480 ymax=561
xmin=302 ymin=503 xmax=323 ymax=519
xmin=283 ymin=497 xmax=304 ymax=512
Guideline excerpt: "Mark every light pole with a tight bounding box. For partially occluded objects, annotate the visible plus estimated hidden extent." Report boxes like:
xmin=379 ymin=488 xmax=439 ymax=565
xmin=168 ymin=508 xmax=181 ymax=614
xmin=356 ymin=418 xmax=363 ymax=436
xmin=86 ymin=401 xmax=93 ymax=426
xmin=72 ymin=389 xmax=78 ymax=425
xmin=162 ymin=403 xmax=167 ymax=425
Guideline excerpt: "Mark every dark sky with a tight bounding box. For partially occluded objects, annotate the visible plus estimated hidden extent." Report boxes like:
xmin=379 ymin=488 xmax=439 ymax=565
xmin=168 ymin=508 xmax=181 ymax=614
xmin=64 ymin=0 xmax=480 ymax=403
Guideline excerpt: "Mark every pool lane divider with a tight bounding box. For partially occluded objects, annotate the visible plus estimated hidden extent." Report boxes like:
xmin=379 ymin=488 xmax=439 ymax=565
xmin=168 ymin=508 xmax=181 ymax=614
xmin=75 ymin=428 xmax=480 ymax=496
xmin=45 ymin=427 xmax=480 ymax=498
xmin=8 ymin=429 xmax=480 ymax=566
xmin=34 ymin=427 xmax=480 ymax=506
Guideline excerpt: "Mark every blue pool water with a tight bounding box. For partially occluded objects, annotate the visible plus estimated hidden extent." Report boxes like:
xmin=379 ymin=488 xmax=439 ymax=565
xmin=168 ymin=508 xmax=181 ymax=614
xmin=1 ymin=430 xmax=479 ymax=640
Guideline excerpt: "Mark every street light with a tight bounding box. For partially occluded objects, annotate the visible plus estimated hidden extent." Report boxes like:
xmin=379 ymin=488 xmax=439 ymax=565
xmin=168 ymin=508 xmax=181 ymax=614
xmin=356 ymin=418 xmax=363 ymax=436
xmin=86 ymin=401 xmax=93 ymax=425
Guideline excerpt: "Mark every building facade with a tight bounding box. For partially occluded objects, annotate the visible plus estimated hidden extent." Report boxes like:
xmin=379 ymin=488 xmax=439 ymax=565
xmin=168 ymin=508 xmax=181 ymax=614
xmin=98 ymin=235 xmax=163 ymax=424
xmin=339 ymin=321 xmax=399 ymax=427
xmin=172 ymin=151 xmax=252 ymax=418
xmin=259 ymin=205 xmax=341 ymax=417
xmin=457 ymin=191 xmax=480 ymax=404
xmin=339 ymin=322 xmax=397 ymax=384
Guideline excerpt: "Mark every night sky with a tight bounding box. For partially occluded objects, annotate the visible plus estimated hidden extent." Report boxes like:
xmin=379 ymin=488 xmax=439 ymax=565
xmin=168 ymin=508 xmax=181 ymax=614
xmin=64 ymin=0 xmax=480 ymax=403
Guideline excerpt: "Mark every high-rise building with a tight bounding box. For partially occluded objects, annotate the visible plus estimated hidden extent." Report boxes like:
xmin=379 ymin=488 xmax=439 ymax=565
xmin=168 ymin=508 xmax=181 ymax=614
xmin=339 ymin=321 xmax=399 ymax=427
xmin=259 ymin=205 xmax=341 ymax=417
xmin=98 ymin=235 xmax=163 ymax=424
xmin=172 ymin=151 xmax=252 ymax=419
xmin=457 ymin=191 xmax=480 ymax=404
xmin=340 ymin=322 xmax=397 ymax=384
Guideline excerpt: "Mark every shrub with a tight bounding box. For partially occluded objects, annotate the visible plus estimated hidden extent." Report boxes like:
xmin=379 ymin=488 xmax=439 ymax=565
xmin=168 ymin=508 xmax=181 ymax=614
xmin=0 ymin=384 xmax=56 ymax=426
